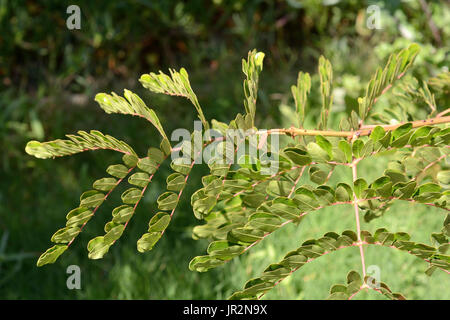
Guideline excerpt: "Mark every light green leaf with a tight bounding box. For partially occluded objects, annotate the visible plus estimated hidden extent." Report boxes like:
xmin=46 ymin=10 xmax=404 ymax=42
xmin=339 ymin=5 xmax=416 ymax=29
xmin=166 ymin=173 xmax=186 ymax=191
xmin=112 ymin=205 xmax=134 ymax=224
xmin=93 ymin=177 xmax=117 ymax=192
xmin=106 ymin=164 xmax=129 ymax=179
xmin=128 ymin=172 xmax=150 ymax=187
xmin=121 ymin=188 xmax=143 ymax=205
xmin=80 ymin=190 xmax=104 ymax=208
xmin=137 ymin=232 xmax=162 ymax=253
xmin=157 ymin=192 xmax=179 ymax=211
xmin=147 ymin=212 xmax=171 ymax=232
xmin=36 ymin=245 xmax=68 ymax=267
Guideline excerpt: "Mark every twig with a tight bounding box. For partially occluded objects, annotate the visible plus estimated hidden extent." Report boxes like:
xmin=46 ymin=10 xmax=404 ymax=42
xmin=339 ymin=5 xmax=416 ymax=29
xmin=260 ymin=115 xmax=450 ymax=138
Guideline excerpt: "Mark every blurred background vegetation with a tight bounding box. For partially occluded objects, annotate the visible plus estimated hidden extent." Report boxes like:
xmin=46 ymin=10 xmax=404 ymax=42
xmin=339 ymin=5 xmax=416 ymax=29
xmin=0 ymin=0 xmax=449 ymax=299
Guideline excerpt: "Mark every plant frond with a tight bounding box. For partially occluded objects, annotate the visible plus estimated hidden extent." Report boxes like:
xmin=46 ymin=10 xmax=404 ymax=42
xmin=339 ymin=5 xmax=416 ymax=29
xmin=139 ymin=68 xmax=209 ymax=130
xmin=26 ymin=130 xmax=136 ymax=159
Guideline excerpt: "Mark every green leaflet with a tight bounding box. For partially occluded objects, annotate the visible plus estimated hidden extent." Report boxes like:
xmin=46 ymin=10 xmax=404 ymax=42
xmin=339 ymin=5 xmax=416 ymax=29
xmin=104 ymin=225 xmax=125 ymax=244
xmin=266 ymin=180 xmax=294 ymax=197
xmin=246 ymin=212 xmax=282 ymax=233
xmin=437 ymin=170 xmax=450 ymax=185
xmin=353 ymin=178 xmax=368 ymax=198
xmin=106 ymin=164 xmax=129 ymax=179
xmin=391 ymin=123 xmax=413 ymax=148
xmin=315 ymin=135 xmax=333 ymax=158
xmin=148 ymin=147 xmax=165 ymax=164
xmin=36 ymin=245 xmax=68 ymax=267
xmin=229 ymin=227 xmax=265 ymax=244
xmin=80 ymin=190 xmax=104 ymax=208
xmin=137 ymin=232 xmax=163 ymax=253
xmin=335 ymin=184 xmax=352 ymax=202
xmin=307 ymin=142 xmax=331 ymax=163
xmin=112 ymin=205 xmax=134 ymax=224
xmin=122 ymin=153 xmax=139 ymax=167
xmin=138 ymin=158 xmax=159 ymax=174
xmin=166 ymin=173 xmax=186 ymax=191
xmin=282 ymin=147 xmax=312 ymax=165
xmin=189 ymin=255 xmax=226 ymax=273
xmin=157 ymin=192 xmax=179 ymax=211
xmin=66 ymin=207 xmax=93 ymax=227
xmin=51 ymin=226 xmax=80 ymax=243
xmin=338 ymin=140 xmax=352 ymax=163
xmin=192 ymin=190 xmax=218 ymax=219
xmin=171 ymin=158 xmax=193 ymax=175
xmin=128 ymin=172 xmax=150 ymax=188
xmin=370 ymin=126 xmax=385 ymax=142
xmin=147 ymin=212 xmax=171 ymax=232
xmin=121 ymin=188 xmax=143 ymax=205
xmin=271 ymin=197 xmax=305 ymax=219
xmin=309 ymin=166 xmax=328 ymax=185
xmin=93 ymin=177 xmax=117 ymax=191
xmin=207 ymin=241 xmax=245 ymax=260
xmin=352 ymin=139 xmax=364 ymax=158
xmin=87 ymin=236 xmax=111 ymax=260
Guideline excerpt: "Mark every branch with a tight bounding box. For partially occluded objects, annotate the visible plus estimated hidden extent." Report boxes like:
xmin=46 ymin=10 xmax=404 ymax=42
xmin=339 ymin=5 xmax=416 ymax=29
xmin=261 ymin=115 xmax=450 ymax=138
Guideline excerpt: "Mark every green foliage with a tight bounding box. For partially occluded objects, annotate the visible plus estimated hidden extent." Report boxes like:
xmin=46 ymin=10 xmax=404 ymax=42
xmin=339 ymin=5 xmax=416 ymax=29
xmin=318 ymin=56 xmax=333 ymax=130
xmin=95 ymin=90 xmax=168 ymax=140
xmin=291 ymin=72 xmax=311 ymax=128
xmin=139 ymin=68 xmax=208 ymax=130
xmin=25 ymin=130 xmax=137 ymax=159
xmin=26 ymin=44 xmax=449 ymax=299
xmin=229 ymin=226 xmax=447 ymax=300
xmin=242 ymin=50 xmax=265 ymax=127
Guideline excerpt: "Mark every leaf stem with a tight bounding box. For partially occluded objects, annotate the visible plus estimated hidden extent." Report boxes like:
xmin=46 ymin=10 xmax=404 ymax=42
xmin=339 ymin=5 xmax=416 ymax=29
xmin=260 ymin=115 xmax=450 ymax=138
xmin=351 ymin=158 xmax=366 ymax=278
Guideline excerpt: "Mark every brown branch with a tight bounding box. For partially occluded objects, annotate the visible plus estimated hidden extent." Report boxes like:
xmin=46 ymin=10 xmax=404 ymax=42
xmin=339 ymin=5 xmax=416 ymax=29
xmin=261 ymin=115 xmax=450 ymax=138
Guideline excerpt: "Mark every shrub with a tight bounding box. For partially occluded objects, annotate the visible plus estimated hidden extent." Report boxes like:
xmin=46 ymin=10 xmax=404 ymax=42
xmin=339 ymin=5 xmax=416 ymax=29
xmin=26 ymin=44 xmax=450 ymax=299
